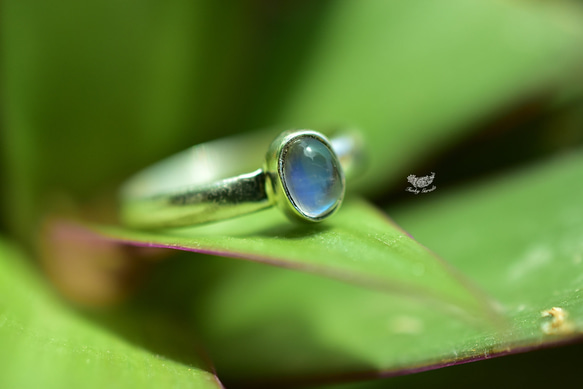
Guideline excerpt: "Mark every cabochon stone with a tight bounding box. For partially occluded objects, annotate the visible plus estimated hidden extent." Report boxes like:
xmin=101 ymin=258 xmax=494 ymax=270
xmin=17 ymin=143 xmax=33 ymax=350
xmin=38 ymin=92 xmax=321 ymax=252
xmin=282 ymin=136 xmax=343 ymax=218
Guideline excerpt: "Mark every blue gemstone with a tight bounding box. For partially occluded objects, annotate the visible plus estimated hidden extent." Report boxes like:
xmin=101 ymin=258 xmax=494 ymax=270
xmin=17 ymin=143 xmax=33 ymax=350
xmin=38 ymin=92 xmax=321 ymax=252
xmin=282 ymin=136 xmax=344 ymax=218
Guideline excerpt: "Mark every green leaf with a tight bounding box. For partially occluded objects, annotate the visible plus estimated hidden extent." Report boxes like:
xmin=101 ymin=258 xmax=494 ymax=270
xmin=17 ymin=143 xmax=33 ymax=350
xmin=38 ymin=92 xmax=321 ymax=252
xmin=274 ymin=0 xmax=583 ymax=193
xmin=156 ymin=256 xmax=498 ymax=386
xmin=127 ymin=150 xmax=583 ymax=387
xmin=0 ymin=239 xmax=223 ymax=389
xmin=390 ymin=149 xmax=583 ymax=334
xmin=90 ymin=199 xmax=504 ymax=384
xmin=3 ymin=0 xmax=583 ymax=386
xmin=94 ymin=199 xmax=500 ymax=323
xmin=1 ymin=0 xmax=329 ymax=239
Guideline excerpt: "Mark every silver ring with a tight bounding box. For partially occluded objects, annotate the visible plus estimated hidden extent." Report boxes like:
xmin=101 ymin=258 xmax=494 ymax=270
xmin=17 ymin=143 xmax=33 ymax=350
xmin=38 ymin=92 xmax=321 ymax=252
xmin=119 ymin=129 xmax=364 ymax=229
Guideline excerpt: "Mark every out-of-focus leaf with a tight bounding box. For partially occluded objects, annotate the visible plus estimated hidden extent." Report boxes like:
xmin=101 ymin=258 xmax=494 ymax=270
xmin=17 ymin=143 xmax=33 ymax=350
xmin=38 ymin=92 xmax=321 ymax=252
xmin=274 ymin=0 xmax=583 ymax=193
xmin=128 ymin=150 xmax=582 ymax=387
xmin=2 ymin=0 xmax=212 ymax=238
xmin=94 ymin=199 xmax=501 ymax=322
xmin=1 ymin=0 xmax=330 ymax=239
xmin=0 ymin=239 xmax=223 ymax=389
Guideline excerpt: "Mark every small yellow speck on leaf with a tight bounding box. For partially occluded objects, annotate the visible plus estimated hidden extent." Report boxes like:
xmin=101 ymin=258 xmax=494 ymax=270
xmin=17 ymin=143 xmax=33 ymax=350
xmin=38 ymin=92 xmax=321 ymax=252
xmin=540 ymin=307 xmax=575 ymax=335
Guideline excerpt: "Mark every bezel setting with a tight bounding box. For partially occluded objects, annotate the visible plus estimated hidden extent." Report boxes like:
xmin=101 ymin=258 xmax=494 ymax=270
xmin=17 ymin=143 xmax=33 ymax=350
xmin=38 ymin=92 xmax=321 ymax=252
xmin=264 ymin=130 xmax=346 ymax=223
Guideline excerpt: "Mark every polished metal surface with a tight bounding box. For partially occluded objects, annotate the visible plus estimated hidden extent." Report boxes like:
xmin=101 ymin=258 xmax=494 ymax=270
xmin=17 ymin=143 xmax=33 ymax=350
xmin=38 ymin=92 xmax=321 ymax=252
xmin=119 ymin=129 xmax=364 ymax=229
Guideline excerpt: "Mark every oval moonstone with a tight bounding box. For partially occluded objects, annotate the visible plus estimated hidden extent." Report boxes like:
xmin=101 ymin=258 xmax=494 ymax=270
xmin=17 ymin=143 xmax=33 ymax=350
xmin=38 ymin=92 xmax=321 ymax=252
xmin=282 ymin=136 xmax=344 ymax=219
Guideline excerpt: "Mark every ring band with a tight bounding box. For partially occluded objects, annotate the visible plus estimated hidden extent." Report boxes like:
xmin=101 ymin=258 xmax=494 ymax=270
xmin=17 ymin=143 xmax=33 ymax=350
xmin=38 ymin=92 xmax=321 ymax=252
xmin=119 ymin=129 xmax=364 ymax=229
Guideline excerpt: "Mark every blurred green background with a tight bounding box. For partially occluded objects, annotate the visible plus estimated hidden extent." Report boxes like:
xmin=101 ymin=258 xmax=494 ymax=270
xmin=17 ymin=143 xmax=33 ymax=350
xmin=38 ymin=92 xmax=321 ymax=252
xmin=2 ymin=0 xmax=583 ymax=388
